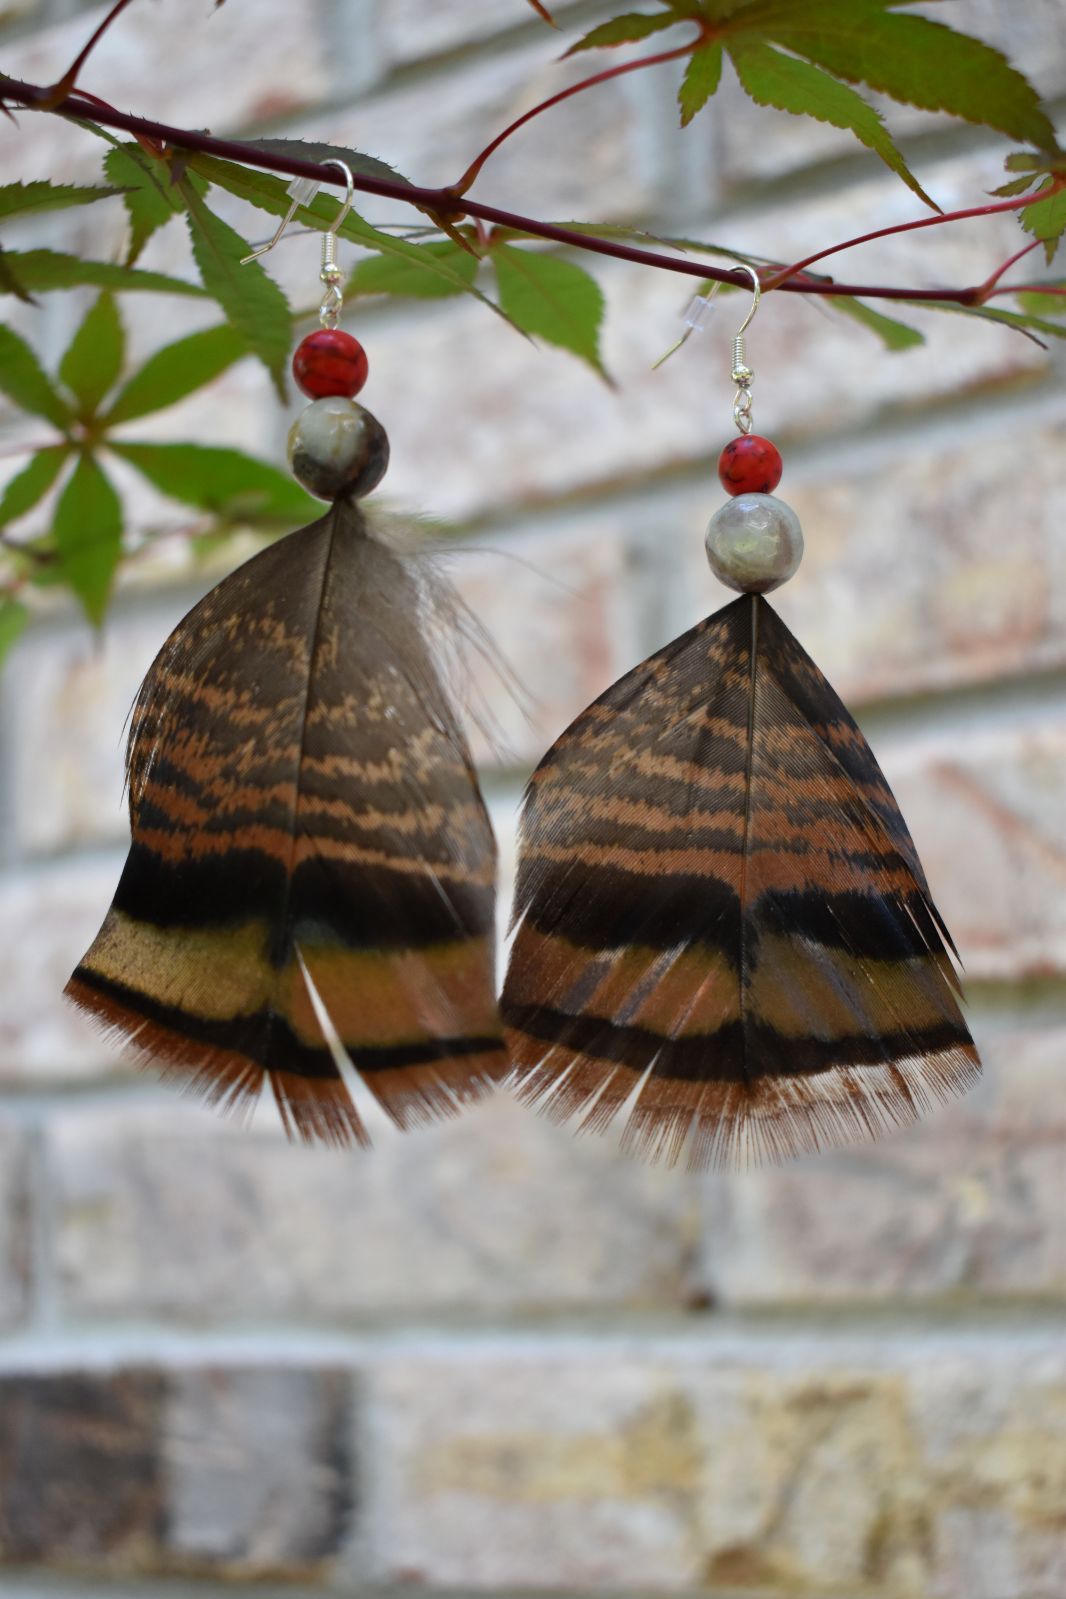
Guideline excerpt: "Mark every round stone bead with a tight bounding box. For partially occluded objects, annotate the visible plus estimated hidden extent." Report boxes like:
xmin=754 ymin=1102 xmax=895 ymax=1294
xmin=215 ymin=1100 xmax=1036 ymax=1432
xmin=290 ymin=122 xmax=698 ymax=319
xmin=718 ymin=434 xmax=783 ymax=496
xmin=292 ymin=328 xmax=369 ymax=399
xmin=705 ymin=492 xmax=803 ymax=594
xmin=287 ymin=396 xmax=389 ymax=501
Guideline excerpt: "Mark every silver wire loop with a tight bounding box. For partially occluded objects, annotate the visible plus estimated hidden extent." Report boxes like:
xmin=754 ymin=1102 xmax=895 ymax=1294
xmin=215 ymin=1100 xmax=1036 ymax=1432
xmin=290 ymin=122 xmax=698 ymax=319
xmin=239 ymin=158 xmax=355 ymax=330
xmin=728 ymin=263 xmax=761 ymax=436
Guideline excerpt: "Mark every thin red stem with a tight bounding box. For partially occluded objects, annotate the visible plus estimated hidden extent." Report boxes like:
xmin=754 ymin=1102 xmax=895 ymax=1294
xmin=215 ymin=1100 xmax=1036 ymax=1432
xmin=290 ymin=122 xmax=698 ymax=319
xmin=452 ymin=39 xmax=698 ymax=194
xmin=761 ymin=191 xmax=1059 ymax=293
xmin=0 ymin=75 xmax=1046 ymax=308
xmin=985 ymin=279 xmax=1066 ymax=300
xmin=46 ymin=0 xmax=142 ymax=100
xmin=974 ymin=238 xmax=1043 ymax=299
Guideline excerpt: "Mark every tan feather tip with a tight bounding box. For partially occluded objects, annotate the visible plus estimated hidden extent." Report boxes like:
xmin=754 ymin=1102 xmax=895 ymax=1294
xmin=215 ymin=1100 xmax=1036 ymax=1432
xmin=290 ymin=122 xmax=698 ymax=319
xmin=504 ymin=1035 xmax=982 ymax=1171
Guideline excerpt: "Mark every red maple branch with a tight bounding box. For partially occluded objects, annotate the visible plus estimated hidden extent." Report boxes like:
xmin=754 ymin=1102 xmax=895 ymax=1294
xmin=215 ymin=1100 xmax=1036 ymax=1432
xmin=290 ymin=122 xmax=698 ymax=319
xmin=451 ymin=39 xmax=699 ymax=195
xmin=761 ymin=193 xmax=1057 ymax=293
xmin=1 ymin=75 xmax=1058 ymax=311
xmin=41 ymin=0 xmax=142 ymax=104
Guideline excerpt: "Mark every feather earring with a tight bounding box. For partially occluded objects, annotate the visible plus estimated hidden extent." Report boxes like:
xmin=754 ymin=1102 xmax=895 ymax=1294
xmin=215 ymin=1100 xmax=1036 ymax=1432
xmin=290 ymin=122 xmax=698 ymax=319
xmin=66 ymin=165 xmax=506 ymax=1146
xmin=503 ymin=268 xmax=980 ymax=1167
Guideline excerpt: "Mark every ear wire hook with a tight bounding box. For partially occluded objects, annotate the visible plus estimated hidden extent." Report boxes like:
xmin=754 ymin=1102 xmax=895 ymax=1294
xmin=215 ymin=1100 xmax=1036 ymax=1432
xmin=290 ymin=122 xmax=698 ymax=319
xmin=728 ymin=263 xmax=761 ymax=435
xmin=240 ymin=161 xmax=356 ymax=331
xmin=653 ymin=262 xmax=762 ymax=391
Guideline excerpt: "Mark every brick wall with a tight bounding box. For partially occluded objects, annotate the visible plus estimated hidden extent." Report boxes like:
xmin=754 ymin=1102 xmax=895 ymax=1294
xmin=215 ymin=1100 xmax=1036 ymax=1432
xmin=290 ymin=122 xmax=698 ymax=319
xmin=1 ymin=3 xmax=1064 ymax=1597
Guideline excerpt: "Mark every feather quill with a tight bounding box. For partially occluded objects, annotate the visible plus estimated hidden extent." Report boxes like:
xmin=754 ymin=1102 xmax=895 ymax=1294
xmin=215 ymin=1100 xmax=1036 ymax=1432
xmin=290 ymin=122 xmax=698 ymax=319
xmin=66 ymin=499 xmax=505 ymax=1145
xmin=503 ymin=592 xmax=980 ymax=1167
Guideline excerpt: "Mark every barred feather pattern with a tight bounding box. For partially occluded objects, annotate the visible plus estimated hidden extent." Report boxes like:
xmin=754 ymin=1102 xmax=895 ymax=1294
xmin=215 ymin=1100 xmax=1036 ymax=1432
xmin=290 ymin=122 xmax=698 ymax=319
xmin=66 ymin=500 xmax=506 ymax=1146
xmin=502 ymin=593 xmax=980 ymax=1168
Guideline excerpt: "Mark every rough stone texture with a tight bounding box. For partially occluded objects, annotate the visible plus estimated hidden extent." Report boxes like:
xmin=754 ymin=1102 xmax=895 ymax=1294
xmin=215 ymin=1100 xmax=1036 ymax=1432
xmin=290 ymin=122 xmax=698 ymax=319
xmin=883 ymin=719 xmax=1066 ymax=981
xmin=49 ymin=1093 xmax=704 ymax=1324
xmin=0 ymin=855 xmax=133 ymax=1082
xmin=376 ymin=0 xmax=587 ymax=67
xmin=672 ymin=402 xmax=1066 ymax=705
xmin=700 ymin=1024 xmax=1066 ymax=1305
xmin=305 ymin=33 xmax=668 ymax=225
xmin=3 ymin=592 xmax=206 ymax=856
xmin=0 ymin=1364 xmax=351 ymax=1578
xmin=164 ymin=1366 xmax=352 ymax=1576
xmin=0 ymin=0 xmax=331 ymax=184
xmin=0 ymin=1120 xmax=31 ymax=1332
xmin=2 ymin=514 xmax=635 ymax=854
xmin=453 ymin=513 xmax=640 ymax=765
xmin=361 ymin=1334 xmax=1066 ymax=1597
xmin=2 ymin=2 xmax=1065 ymax=1594
xmin=0 ymin=1369 xmax=166 ymax=1565
xmin=357 ymin=152 xmax=1052 ymax=524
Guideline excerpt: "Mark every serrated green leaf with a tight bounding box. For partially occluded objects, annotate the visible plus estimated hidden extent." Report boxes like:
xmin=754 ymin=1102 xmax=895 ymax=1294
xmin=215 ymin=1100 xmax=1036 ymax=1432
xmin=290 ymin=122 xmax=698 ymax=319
xmin=727 ymin=37 xmax=937 ymax=209
xmin=1005 ymin=151 xmax=1054 ymax=174
xmin=491 ymin=244 xmax=607 ymax=376
xmin=735 ymin=0 xmax=1057 ymax=151
xmin=0 ymin=246 xmax=35 ymax=303
xmin=0 ymin=326 xmax=71 ymax=429
xmin=1020 ymin=181 xmax=1066 ymax=265
xmin=1015 ymin=286 xmax=1066 ymax=318
xmin=103 ymin=323 xmax=247 ymax=425
xmin=679 ymin=41 xmax=723 ymax=124
xmin=104 ymin=142 xmax=183 ymax=264
xmin=179 ymin=183 xmax=292 ymax=394
xmin=0 ymin=446 xmax=70 ymax=526
xmin=927 ymin=299 xmax=1066 ymax=344
xmin=566 ymin=10 xmax=683 ymax=54
xmin=0 ymin=596 xmax=29 ymax=669
xmin=185 ymin=153 xmax=503 ymax=310
xmin=110 ymin=442 xmax=319 ymax=522
xmin=830 ymin=295 xmax=924 ymax=350
xmin=240 ymin=138 xmax=409 ymax=187
xmin=347 ymin=239 xmax=480 ymax=299
xmin=52 ymin=454 xmax=123 ymax=625
xmin=991 ymin=175 xmax=1043 ymax=199
xmin=59 ymin=294 xmax=125 ymax=419
xmin=0 ymin=180 xmax=122 ymax=221
xmin=0 ymin=249 xmax=208 ymax=297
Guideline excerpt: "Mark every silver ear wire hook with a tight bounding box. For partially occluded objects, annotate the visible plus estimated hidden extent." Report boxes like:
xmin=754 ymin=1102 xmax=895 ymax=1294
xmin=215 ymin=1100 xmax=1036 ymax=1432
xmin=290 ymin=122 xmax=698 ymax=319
xmin=653 ymin=262 xmax=767 ymax=442
xmin=240 ymin=159 xmax=356 ymax=330
xmin=728 ymin=263 xmax=761 ymax=435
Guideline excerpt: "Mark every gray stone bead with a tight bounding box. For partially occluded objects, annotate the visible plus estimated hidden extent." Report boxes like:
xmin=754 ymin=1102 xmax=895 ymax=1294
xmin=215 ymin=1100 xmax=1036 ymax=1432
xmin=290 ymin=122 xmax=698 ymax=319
xmin=287 ymin=396 xmax=389 ymax=501
xmin=705 ymin=492 xmax=804 ymax=594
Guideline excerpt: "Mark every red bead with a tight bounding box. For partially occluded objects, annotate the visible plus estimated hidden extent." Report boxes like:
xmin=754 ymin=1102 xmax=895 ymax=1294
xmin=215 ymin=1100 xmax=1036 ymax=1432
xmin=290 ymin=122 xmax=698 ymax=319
xmin=292 ymin=329 xmax=369 ymax=400
xmin=718 ymin=434 xmax=783 ymax=496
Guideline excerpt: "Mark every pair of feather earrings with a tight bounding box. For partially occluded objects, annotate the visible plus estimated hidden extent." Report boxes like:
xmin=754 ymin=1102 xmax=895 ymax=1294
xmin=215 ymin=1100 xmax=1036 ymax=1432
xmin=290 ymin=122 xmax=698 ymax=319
xmin=66 ymin=220 xmax=980 ymax=1166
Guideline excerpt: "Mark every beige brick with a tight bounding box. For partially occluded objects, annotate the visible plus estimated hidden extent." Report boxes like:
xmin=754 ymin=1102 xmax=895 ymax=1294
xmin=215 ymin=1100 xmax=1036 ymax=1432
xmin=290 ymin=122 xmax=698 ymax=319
xmin=0 ymin=1363 xmax=351 ymax=1578
xmin=50 ymin=1093 xmax=703 ymax=1323
xmin=355 ymin=148 xmax=1051 ymax=524
xmin=0 ymin=1119 xmax=31 ymax=1332
xmin=0 ymin=855 xmax=134 ymax=1083
xmin=883 ymin=719 xmax=1066 ymax=981
xmin=377 ymin=0 xmax=587 ymax=67
xmin=670 ymin=403 xmax=1066 ymax=705
xmin=305 ymin=32 xmax=666 ymax=224
xmin=700 ymin=1024 xmax=1066 ymax=1306
xmin=2 ymin=512 xmax=632 ymax=856
xmin=164 ymin=1366 xmax=352 ymax=1575
xmin=360 ymin=1333 xmax=1066 ymax=1596
xmin=3 ymin=593 xmax=197 ymax=855
xmin=0 ymin=1368 xmax=166 ymax=1564
xmin=450 ymin=511 xmax=641 ymax=767
xmin=0 ymin=0 xmax=331 ymax=185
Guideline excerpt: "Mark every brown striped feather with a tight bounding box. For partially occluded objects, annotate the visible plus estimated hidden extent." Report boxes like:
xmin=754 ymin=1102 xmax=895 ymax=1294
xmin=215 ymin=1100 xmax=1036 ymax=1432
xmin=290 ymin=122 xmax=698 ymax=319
xmin=66 ymin=500 xmax=505 ymax=1145
xmin=502 ymin=593 xmax=979 ymax=1167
